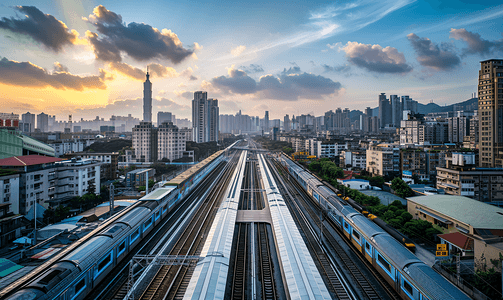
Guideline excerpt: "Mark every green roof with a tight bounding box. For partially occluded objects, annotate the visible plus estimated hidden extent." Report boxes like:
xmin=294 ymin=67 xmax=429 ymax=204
xmin=0 ymin=258 xmax=23 ymax=277
xmin=407 ymin=195 xmax=503 ymax=230
xmin=19 ymin=135 xmax=55 ymax=156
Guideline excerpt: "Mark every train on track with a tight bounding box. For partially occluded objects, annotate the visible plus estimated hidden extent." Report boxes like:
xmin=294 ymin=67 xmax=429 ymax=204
xmin=280 ymin=154 xmax=470 ymax=300
xmin=2 ymin=142 xmax=238 ymax=300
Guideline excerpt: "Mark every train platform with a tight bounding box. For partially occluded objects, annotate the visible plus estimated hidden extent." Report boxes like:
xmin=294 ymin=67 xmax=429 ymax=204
xmin=183 ymin=150 xmax=248 ymax=300
xmin=257 ymin=154 xmax=331 ymax=299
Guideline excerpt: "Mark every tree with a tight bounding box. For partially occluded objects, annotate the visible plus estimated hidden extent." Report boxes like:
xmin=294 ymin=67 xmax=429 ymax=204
xmin=43 ymin=208 xmax=56 ymax=224
xmin=391 ymin=177 xmax=415 ymax=199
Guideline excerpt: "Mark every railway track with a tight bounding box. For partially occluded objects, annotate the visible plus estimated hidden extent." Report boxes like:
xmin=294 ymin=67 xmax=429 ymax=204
xmin=138 ymin=151 xmax=240 ymax=300
xmin=231 ymin=223 xmax=249 ymax=300
xmin=268 ymin=159 xmax=354 ymax=300
xmin=86 ymin=159 xmax=229 ymax=300
xmin=272 ymin=159 xmax=401 ymax=300
xmin=257 ymin=223 xmax=277 ymax=300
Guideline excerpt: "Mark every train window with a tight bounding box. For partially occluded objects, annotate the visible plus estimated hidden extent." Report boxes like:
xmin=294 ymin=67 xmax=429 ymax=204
xmin=144 ymin=217 xmax=153 ymax=230
xmin=155 ymin=211 xmax=160 ymax=220
xmin=377 ymin=253 xmax=392 ymax=274
xmin=95 ymin=252 xmax=112 ymax=279
xmin=72 ymin=278 xmax=86 ymax=299
xmin=402 ymin=277 xmax=414 ymax=297
xmin=39 ymin=269 xmax=62 ymax=285
xmin=130 ymin=228 xmax=140 ymax=245
xmin=352 ymin=230 xmax=360 ymax=240
xmin=163 ymin=204 xmax=168 ymax=213
xmin=117 ymin=240 xmax=126 ymax=257
xmin=365 ymin=242 xmax=372 ymax=256
xmin=344 ymin=223 xmax=348 ymax=229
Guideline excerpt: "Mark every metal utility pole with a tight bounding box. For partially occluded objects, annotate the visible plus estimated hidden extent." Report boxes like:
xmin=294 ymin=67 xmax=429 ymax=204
xmin=145 ymin=170 xmax=149 ymax=194
xmin=109 ymin=183 xmax=115 ymax=216
xmin=32 ymin=195 xmax=38 ymax=246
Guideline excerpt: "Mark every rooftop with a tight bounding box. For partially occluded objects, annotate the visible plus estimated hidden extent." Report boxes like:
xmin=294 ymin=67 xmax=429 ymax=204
xmin=438 ymin=232 xmax=473 ymax=250
xmin=407 ymin=195 xmax=503 ymax=230
xmin=0 ymin=155 xmax=62 ymax=167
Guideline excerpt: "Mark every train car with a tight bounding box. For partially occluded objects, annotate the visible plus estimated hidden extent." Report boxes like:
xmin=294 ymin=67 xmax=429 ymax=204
xmin=280 ymin=154 xmax=470 ymax=300
xmin=3 ymin=143 xmax=237 ymax=300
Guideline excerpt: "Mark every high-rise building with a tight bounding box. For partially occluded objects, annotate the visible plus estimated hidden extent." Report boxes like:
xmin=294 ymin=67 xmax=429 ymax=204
xmin=478 ymin=59 xmax=503 ymax=168
xmin=284 ymin=114 xmax=290 ymax=132
xmin=158 ymin=122 xmax=187 ymax=162
xmin=390 ymin=95 xmax=402 ymax=127
xmin=132 ymin=122 xmax=158 ymax=162
xmin=143 ymin=70 xmax=152 ymax=122
xmin=192 ymin=91 xmax=219 ymax=143
xmin=264 ymin=111 xmax=269 ymax=131
xmin=157 ymin=111 xmax=172 ymax=126
xmin=21 ymin=112 xmax=35 ymax=133
xmin=37 ymin=112 xmax=49 ymax=132
xmin=378 ymin=93 xmax=391 ymax=128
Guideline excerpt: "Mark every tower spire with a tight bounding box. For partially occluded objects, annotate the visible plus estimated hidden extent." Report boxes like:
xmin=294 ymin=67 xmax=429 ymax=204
xmin=146 ymin=65 xmax=150 ymax=81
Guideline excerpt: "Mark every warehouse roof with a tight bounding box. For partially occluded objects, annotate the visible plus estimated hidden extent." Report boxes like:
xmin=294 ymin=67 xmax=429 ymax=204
xmin=407 ymin=195 xmax=503 ymax=230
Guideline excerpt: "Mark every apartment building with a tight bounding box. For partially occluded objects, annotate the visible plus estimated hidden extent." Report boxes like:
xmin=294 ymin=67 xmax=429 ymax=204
xmin=366 ymin=144 xmax=400 ymax=176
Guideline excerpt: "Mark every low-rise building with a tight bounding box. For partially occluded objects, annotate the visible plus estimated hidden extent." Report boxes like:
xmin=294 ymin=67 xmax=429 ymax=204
xmin=340 ymin=150 xmax=366 ymax=169
xmin=406 ymin=195 xmax=503 ymax=236
xmin=436 ymin=152 xmax=503 ymax=204
xmin=49 ymin=139 xmax=95 ymax=157
xmin=0 ymin=128 xmax=55 ymax=159
xmin=64 ymin=152 xmax=119 ymax=180
xmin=366 ymin=143 xmax=400 ymax=176
xmin=126 ymin=168 xmax=155 ymax=187
xmin=0 ymin=203 xmax=28 ymax=247
xmin=0 ymin=155 xmax=102 ymax=214
xmin=0 ymin=171 xmax=20 ymax=214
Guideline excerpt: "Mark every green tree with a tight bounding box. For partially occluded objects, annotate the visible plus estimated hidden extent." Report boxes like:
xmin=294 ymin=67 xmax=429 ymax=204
xmin=391 ymin=178 xmax=415 ymax=199
xmin=43 ymin=208 xmax=56 ymax=224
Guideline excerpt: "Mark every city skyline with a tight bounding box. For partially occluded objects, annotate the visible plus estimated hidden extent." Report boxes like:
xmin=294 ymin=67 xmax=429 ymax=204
xmin=0 ymin=1 xmax=502 ymax=121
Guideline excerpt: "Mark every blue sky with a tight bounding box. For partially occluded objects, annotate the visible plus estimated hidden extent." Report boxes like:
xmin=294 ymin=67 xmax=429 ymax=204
xmin=0 ymin=0 xmax=502 ymax=121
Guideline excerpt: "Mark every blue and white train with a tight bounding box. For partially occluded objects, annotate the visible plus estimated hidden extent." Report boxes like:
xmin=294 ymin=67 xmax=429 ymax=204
xmin=280 ymin=154 xmax=470 ymax=300
xmin=2 ymin=142 xmax=239 ymax=300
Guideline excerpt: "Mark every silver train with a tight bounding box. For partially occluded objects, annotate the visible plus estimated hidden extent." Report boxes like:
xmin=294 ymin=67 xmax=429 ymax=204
xmin=281 ymin=155 xmax=470 ymax=300
xmin=3 ymin=143 xmax=238 ymax=300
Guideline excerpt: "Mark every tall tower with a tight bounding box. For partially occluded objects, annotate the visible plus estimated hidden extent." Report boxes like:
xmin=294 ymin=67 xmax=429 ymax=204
xmin=143 ymin=68 xmax=152 ymax=123
xmin=478 ymin=59 xmax=503 ymax=168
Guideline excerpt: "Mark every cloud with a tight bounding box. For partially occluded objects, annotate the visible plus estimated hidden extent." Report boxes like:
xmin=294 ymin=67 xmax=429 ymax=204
xmin=155 ymin=97 xmax=190 ymax=111
xmin=281 ymin=66 xmax=302 ymax=75
xmin=74 ymin=97 xmax=190 ymax=119
xmin=341 ymin=41 xmax=412 ymax=73
xmin=0 ymin=57 xmax=111 ymax=90
xmin=148 ymin=63 xmax=178 ymax=78
xmin=109 ymin=62 xmax=145 ymax=80
xmin=53 ymin=62 xmax=69 ymax=73
xmin=0 ymin=6 xmax=85 ymax=51
xmin=239 ymin=64 xmax=264 ymax=73
xmin=108 ymin=62 xmax=190 ymax=80
xmin=86 ymin=5 xmax=194 ymax=63
xmin=210 ymin=66 xmax=342 ymax=100
xmin=174 ymin=90 xmax=193 ymax=99
xmin=231 ymin=45 xmax=246 ymax=57
xmin=449 ymin=28 xmax=503 ymax=56
xmin=322 ymin=64 xmax=351 ymax=73
xmin=219 ymin=100 xmax=240 ymax=111
xmin=407 ymin=33 xmax=461 ymax=71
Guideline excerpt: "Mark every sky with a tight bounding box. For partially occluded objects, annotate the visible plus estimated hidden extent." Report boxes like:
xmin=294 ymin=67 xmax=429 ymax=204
xmin=0 ymin=0 xmax=502 ymax=122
